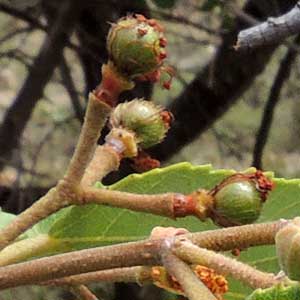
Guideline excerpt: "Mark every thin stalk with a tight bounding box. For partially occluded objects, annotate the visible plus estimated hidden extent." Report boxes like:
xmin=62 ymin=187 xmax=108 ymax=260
xmin=188 ymin=219 xmax=287 ymax=251
xmin=64 ymin=94 xmax=111 ymax=185
xmin=81 ymin=145 xmax=120 ymax=187
xmin=44 ymin=266 xmax=151 ymax=286
xmin=70 ymin=284 xmax=99 ymax=300
xmin=0 ymin=239 xmax=160 ymax=290
xmin=81 ymin=187 xmax=175 ymax=218
xmin=173 ymin=239 xmax=279 ymax=289
xmin=0 ymin=187 xmax=61 ymax=250
xmin=0 ymin=96 xmax=111 ymax=250
xmin=161 ymin=244 xmax=217 ymax=300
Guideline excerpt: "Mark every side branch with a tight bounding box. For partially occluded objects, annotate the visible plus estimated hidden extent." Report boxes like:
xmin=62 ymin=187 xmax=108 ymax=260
xmin=0 ymin=220 xmax=287 ymax=290
xmin=173 ymin=240 xmax=279 ymax=289
xmin=44 ymin=266 xmax=149 ymax=286
xmin=236 ymin=1 xmax=300 ymax=50
xmin=70 ymin=284 xmax=99 ymax=300
xmin=161 ymin=244 xmax=217 ymax=300
xmin=64 ymin=94 xmax=111 ymax=185
xmin=0 ymin=188 xmax=61 ymax=249
xmin=81 ymin=145 xmax=120 ymax=187
xmin=252 ymin=35 xmax=300 ymax=168
xmin=81 ymin=187 xmax=175 ymax=218
xmin=0 ymin=95 xmax=111 ymax=250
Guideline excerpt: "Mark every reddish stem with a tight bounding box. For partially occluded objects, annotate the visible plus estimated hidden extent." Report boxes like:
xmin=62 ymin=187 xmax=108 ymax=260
xmin=94 ymin=63 xmax=133 ymax=107
xmin=173 ymin=194 xmax=197 ymax=218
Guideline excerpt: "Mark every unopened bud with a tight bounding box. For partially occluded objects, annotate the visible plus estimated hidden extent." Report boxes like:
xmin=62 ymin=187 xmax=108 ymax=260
xmin=209 ymin=171 xmax=274 ymax=227
xmin=110 ymin=99 xmax=171 ymax=149
xmin=107 ymin=14 xmax=168 ymax=80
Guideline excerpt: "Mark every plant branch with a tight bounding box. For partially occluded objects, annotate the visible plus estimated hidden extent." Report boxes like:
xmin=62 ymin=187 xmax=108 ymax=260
xmin=172 ymin=239 xmax=279 ymax=289
xmin=0 ymin=238 xmax=160 ymax=290
xmin=0 ymin=94 xmax=111 ymax=249
xmin=64 ymin=93 xmax=111 ymax=185
xmin=44 ymin=266 xmax=150 ymax=286
xmin=188 ymin=219 xmax=286 ymax=251
xmin=81 ymin=187 xmax=175 ymax=218
xmin=236 ymin=1 xmax=300 ymax=50
xmin=0 ymin=188 xmax=62 ymax=250
xmin=81 ymin=145 xmax=120 ymax=187
xmin=252 ymin=35 xmax=300 ymax=169
xmin=0 ymin=220 xmax=287 ymax=290
xmin=161 ymin=241 xmax=217 ymax=300
xmin=70 ymin=284 xmax=99 ymax=300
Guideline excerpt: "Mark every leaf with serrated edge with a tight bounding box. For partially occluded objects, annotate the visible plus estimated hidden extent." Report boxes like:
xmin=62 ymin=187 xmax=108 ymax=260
xmin=6 ymin=162 xmax=300 ymax=299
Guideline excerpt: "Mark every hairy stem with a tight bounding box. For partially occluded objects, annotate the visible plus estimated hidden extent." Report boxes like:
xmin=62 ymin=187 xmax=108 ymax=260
xmin=0 ymin=239 xmax=159 ymax=289
xmin=188 ymin=219 xmax=286 ymax=251
xmin=44 ymin=266 xmax=151 ymax=286
xmin=70 ymin=284 xmax=99 ymax=300
xmin=0 ymin=220 xmax=287 ymax=290
xmin=161 ymin=242 xmax=217 ymax=300
xmin=64 ymin=94 xmax=111 ymax=185
xmin=81 ymin=145 xmax=120 ymax=187
xmin=0 ymin=188 xmax=61 ymax=250
xmin=173 ymin=239 xmax=279 ymax=289
xmin=81 ymin=187 xmax=176 ymax=218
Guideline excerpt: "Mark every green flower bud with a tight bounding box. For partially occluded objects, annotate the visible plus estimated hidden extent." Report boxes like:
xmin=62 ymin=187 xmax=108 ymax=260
xmin=246 ymin=284 xmax=300 ymax=300
xmin=276 ymin=218 xmax=300 ymax=280
xmin=107 ymin=14 xmax=167 ymax=80
xmin=209 ymin=172 xmax=274 ymax=227
xmin=110 ymin=99 xmax=171 ymax=149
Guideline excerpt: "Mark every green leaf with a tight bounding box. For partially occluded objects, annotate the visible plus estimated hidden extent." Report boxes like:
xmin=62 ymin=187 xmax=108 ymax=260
xmin=153 ymin=0 xmax=177 ymax=9
xmin=246 ymin=283 xmax=300 ymax=300
xmin=4 ymin=162 xmax=300 ymax=299
xmin=8 ymin=163 xmax=233 ymax=259
xmin=46 ymin=163 xmax=229 ymax=250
